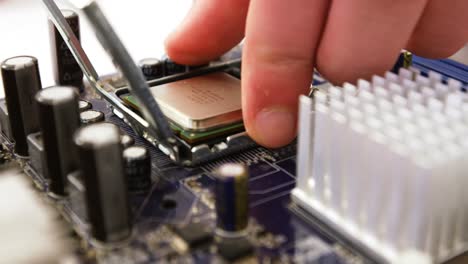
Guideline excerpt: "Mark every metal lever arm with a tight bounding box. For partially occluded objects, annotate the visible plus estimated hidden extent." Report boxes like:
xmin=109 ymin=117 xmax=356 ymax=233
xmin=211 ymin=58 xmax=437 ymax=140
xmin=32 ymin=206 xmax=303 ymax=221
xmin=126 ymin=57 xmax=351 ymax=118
xmin=42 ymin=0 xmax=179 ymax=159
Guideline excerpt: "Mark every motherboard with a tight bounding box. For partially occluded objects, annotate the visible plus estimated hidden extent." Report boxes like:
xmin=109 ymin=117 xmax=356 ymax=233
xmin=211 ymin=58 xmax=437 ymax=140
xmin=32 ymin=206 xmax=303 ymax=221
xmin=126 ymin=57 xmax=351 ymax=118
xmin=0 ymin=54 xmax=465 ymax=264
xmin=0 ymin=1 xmax=467 ymax=263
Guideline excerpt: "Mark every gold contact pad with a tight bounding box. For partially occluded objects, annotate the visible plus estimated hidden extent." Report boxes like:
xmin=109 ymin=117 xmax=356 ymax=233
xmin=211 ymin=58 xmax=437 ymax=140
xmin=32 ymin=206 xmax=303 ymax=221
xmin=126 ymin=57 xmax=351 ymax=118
xmin=150 ymin=72 xmax=242 ymax=132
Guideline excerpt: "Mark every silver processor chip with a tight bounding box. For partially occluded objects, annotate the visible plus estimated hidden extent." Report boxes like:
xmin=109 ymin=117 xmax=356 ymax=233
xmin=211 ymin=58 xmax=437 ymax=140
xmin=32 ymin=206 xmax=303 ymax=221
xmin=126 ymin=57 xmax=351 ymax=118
xmin=150 ymin=72 xmax=242 ymax=132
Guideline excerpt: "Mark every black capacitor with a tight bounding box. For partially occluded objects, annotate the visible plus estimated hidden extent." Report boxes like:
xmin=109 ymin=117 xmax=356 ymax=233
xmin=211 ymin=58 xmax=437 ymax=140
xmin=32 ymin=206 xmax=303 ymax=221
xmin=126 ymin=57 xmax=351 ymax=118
xmin=36 ymin=86 xmax=80 ymax=196
xmin=138 ymin=58 xmax=164 ymax=80
xmin=214 ymin=163 xmax=249 ymax=237
xmin=1 ymin=56 xmax=42 ymax=156
xmin=49 ymin=9 xmax=84 ymax=91
xmin=78 ymin=100 xmax=92 ymax=112
xmin=74 ymin=123 xmax=131 ymax=242
xmin=80 ymin=110 xmax=104 ymax=125
xmin=123 ymin=146 xmax=151 ymax=193
xmin=162 ymin=55 xmax=187 ymax=76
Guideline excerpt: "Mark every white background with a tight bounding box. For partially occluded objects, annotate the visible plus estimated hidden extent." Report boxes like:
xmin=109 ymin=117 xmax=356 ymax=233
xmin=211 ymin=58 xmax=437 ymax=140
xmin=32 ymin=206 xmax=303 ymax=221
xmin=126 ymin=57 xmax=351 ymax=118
xmin=0 ymin=0 xmax=192 ymax=97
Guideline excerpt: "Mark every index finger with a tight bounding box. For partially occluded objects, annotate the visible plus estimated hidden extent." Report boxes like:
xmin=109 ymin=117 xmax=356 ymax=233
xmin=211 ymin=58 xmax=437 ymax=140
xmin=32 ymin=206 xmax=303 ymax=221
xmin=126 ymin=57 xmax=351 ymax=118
xmin=165 ymin=0 xmax=249 ymax=65
xmin=242 ymin=0 xmax=329 ymax=148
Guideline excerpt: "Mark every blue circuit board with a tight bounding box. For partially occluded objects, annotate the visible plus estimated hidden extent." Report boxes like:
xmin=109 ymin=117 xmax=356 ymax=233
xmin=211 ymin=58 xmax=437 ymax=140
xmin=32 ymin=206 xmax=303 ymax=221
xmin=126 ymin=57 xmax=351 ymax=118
xmin=66 ymin=99 xmax=349 ymax=263
xmin=15 ymin=55 xmax=468 ymax=263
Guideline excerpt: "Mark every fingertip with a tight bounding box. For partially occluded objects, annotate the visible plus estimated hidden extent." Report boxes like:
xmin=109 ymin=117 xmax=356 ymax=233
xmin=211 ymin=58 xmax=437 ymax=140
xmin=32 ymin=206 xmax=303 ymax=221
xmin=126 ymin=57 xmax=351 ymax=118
xmin=164 ymin=34 xmax=213 ymax=65
xmin=240 ymin=0 xmax=327 ymax=148
xmin=405 ymin=0 xmax=468 ymax=60
xmin=315 ymin=0 xmax=426 ymax=85
xmin=245 ymin=106 xmax=297 ymax=148
xmin=316 ymin=49 xmax=390 ymax=85
xmin=164 ymin=0 xmax=248 ymax=65
xmin=407 ymin=39 xmax=467 ymax=59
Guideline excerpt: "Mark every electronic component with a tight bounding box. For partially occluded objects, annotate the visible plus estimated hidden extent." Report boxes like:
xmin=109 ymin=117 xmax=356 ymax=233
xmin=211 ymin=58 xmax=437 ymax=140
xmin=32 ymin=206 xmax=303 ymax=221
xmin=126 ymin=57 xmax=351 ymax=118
xmin=392 ymin=50 xmax=413 ymax=73
xmin=0 ymin=100 xmax=12 ymax=139
xmin=0 ymin=56 xmax=42 ymax=156
xmin=171 ymin=223 xmax=213 ymax=249
xmin=36 ymin=86 xmax=80 ymax=197
xmin=214 ymin=163 xmax=249 ymax=237
xmin=27 ymin=132 xmax=48 ymax=179
xmin=292 ymin=69 xmax=466 ymax=263
xmin=120 ymin=134 xmax=135 ymax=148
xmin=123 ymin=146 xmax=151 ymax=193
xmin=80 ymin=109 xmax=104 ymax=124
xmin=49 ymin=9 xmax=83 ymax=90
xmin=139 ymin=58 xmax=164 ymax=80
xmin=121 ymin=94 xmax=244 ymax=145
xmin=217 ymin=236 xmax=254 ymax=262
xmin=78 ymin=100 xmax=91 ymax=112
xmin=122 ymin=72 xmax=242 ymax=132
xmin=175 ymin=122 xmax=244 ymax=145
xmin=74 ymin=122 xmax=132 ymax=242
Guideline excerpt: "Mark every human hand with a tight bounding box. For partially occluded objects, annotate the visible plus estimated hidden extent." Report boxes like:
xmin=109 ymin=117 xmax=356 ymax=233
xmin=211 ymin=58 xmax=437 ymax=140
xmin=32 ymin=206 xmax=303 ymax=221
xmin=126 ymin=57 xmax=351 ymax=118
xmin=165 ymin=0 xmax=468 ymax=148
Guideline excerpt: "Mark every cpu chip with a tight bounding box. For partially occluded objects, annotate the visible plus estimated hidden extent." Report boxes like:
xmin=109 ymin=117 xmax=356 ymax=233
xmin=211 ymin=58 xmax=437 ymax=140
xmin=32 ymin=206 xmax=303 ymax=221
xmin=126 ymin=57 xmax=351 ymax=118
xmin=150 ymin=72 xmax=242 ymax=132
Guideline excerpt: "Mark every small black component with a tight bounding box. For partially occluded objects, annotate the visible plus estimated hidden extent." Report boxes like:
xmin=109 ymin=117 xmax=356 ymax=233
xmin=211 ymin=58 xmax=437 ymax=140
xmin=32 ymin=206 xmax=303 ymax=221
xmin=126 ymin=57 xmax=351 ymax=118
xmin=78 ymin=100 xmax=92 ymax=112
xmin=162 ymin=55 xmax=187 ymax=76
xmin=74 ymin=123 xmax=132 ymax=242
xmin=1 ymin=56 xmax=42 ymax=156
xmin=36 ymin=86 xmax=80 ymax=196
xmin=392 ymin=50 xmax=412 ymax=73
xmin=0 ymin=100 xmax=12 ymax=139
xmin=49 ymin=9 xmax=84 ymax=91
xmin=120 ymin=134 xmax=135 ymax=148
xmin=123 ymin=146 xmax=151 ymax=193
xmin=217 ymin=237 xmax=254 ymax=262
xmin=80 ymin=109 xmax=105 ymax=124
xmin=172 ymin=223 xmax=213 ymax=249
xmin=27 ymin=132 xmax=48 ymax=179
xmin=138 ymin=58 xmax=164 ymax=80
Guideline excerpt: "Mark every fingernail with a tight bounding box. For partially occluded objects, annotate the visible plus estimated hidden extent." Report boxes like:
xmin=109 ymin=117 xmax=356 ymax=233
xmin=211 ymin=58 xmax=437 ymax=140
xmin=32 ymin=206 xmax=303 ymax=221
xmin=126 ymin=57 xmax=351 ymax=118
xmin=254 ymin=107 xmax=296 ymax=148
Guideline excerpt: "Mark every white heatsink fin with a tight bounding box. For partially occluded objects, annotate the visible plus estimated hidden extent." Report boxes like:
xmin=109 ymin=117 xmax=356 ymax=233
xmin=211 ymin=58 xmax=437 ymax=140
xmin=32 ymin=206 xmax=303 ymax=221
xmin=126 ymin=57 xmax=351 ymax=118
xmin=292 ymin=69 xmax=467 ymax=263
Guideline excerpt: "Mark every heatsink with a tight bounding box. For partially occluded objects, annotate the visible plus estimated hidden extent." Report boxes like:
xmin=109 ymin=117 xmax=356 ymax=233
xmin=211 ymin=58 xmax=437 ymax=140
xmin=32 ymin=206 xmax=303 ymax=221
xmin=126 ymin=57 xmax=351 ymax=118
xmin=292 ymin=69 xmax=465 ymax=263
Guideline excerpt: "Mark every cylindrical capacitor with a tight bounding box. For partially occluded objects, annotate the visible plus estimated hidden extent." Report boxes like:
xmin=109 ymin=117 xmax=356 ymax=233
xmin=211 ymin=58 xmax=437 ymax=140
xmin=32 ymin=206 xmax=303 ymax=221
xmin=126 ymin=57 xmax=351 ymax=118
xmin=80 ymin=110 xmax=104 ymax=125
xmin=138 ymin=58 xmax=164 ymax=80
xmin=49 ymin=9 xmax=84 ymax=91
xmin=214 ymin=163 xmax=249 ymax=237
xmin=78 ymin=100 xmax=92 ymax=112
xmin=1 ymin=56 xmax=42 ymax=156
xmin=36 ymin=86 xmax=80 ymax=196
xmin=123 ymin=146 xmax=151 ymax=193
xmin=74 ymin=123 xmax=131 ymax=242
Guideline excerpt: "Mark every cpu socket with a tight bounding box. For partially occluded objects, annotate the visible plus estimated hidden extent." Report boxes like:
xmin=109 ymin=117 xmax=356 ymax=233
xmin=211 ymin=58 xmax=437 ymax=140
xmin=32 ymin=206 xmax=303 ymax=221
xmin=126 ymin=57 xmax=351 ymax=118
xmin=114 ymin=70 xmax=254 ymax=165
xmin=121 ymin=73 xmax=242 ymax=132
xmin=117 ymin=71 xmax=250 ymax=145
